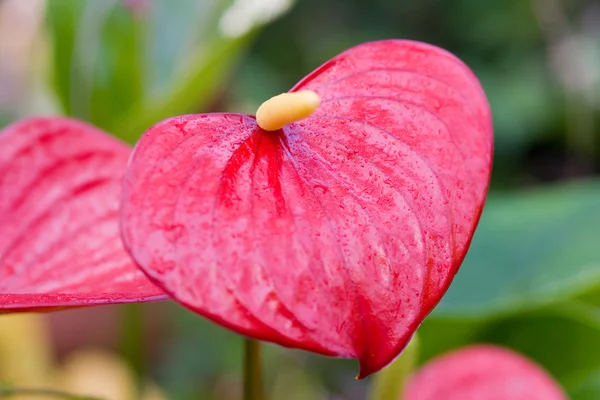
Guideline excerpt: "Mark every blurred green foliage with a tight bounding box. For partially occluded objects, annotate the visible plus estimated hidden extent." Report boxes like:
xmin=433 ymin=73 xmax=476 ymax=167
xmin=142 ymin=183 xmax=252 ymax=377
xmin=45 ymin=0 xmax=256 ymax=142
xmin=435 ymin=179 xmax=600 ymax=318
xmin=1 ymin=0 xmax=599 ymax=399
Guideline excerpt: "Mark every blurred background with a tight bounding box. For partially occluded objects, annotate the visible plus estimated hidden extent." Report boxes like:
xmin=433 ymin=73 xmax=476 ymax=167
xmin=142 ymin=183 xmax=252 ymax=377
xmin=0 ymin=0 xmax=599 ymax=399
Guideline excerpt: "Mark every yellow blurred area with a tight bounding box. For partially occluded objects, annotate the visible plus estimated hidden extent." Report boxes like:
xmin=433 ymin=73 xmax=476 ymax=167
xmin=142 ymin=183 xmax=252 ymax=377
xmin=0 ymin=314 xmax=166 ymax=400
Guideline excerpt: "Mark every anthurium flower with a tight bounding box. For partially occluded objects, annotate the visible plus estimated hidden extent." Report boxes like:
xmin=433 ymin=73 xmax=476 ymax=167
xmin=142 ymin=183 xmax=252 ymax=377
xmin=120 ymin=39 xmax=493 ymax=377
xmin=403 ymin=345 xmax=567 ymax=400
xmin=0 ymin=117 xmax=167 ymax=311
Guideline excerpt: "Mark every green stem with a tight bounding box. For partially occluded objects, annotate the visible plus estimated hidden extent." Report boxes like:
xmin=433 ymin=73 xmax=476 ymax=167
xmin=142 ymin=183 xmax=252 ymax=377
xmin=0 ymin=386 xmax=104 ymax=400
xmin=243 ymin=339 xmax=263 ymax=400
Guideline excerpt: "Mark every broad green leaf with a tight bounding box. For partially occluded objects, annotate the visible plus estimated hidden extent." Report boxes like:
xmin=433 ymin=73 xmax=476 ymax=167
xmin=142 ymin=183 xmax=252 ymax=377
xmin=434 ymin=180 xmax=600 ymax=318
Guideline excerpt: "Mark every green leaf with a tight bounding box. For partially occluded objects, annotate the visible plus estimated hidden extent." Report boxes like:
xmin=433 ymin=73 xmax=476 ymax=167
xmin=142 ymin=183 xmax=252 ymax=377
xmin=46 ymin=0 xmax=143 ymax=130
xmin=45 ymin=0 xmax=85 ymax=116
xmin=567 ymin=369 xmax=600 ymax=400
xmin=434 ymin=180 xmax=600 ymax=318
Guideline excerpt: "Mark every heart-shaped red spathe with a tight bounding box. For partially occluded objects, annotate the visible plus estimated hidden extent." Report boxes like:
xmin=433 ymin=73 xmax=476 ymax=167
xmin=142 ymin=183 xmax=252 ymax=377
xmin=0 ymin=116 xmax=167 ymax=312
xmin=403 ymin=345 xmax=567 ymax=400
xmin=120 ymin=39 xmax=493 ymax=377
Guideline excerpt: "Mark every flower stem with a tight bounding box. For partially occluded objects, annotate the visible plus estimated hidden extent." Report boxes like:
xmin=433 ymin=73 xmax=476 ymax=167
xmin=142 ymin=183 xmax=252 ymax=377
xmin=243 ymin=338 xmax=263 ymax=400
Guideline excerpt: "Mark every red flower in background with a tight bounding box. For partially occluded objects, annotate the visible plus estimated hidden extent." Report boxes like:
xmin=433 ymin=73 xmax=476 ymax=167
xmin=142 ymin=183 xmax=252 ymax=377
xmin=120 ymin=39 xmax=493 ymax=377
xmin=0 ymin=117 xmax=166 ymax=312
xmin=403 ymin=345 xmax=567 ymax=400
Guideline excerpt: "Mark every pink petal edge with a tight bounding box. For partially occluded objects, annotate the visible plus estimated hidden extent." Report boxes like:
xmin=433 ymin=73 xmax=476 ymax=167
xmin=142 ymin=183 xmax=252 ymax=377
xmin=0 ymin=116 xmax=167 ymax=311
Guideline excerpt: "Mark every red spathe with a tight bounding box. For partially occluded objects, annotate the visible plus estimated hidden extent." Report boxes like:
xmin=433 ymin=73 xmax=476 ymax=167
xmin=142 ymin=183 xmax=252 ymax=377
xmin=0 ymin=117 xmax=167 ymax=311
xmin=120 ymin=39 xmax=493 ymax=377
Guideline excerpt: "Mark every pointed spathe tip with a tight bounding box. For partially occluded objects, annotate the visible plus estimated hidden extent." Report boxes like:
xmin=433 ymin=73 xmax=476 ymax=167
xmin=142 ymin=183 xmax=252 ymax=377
xmin=356 ymin=357 xmax=379 ymax=380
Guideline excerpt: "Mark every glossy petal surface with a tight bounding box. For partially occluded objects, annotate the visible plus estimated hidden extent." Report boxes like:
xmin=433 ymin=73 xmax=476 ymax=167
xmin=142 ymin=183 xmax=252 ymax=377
xmin=121 ymin=40 xmax=493 ymax=376
xmin=0 ymin=117 xmax=166 ymax=311
xmin=403 ymin=345 xmax=567 ymax=400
